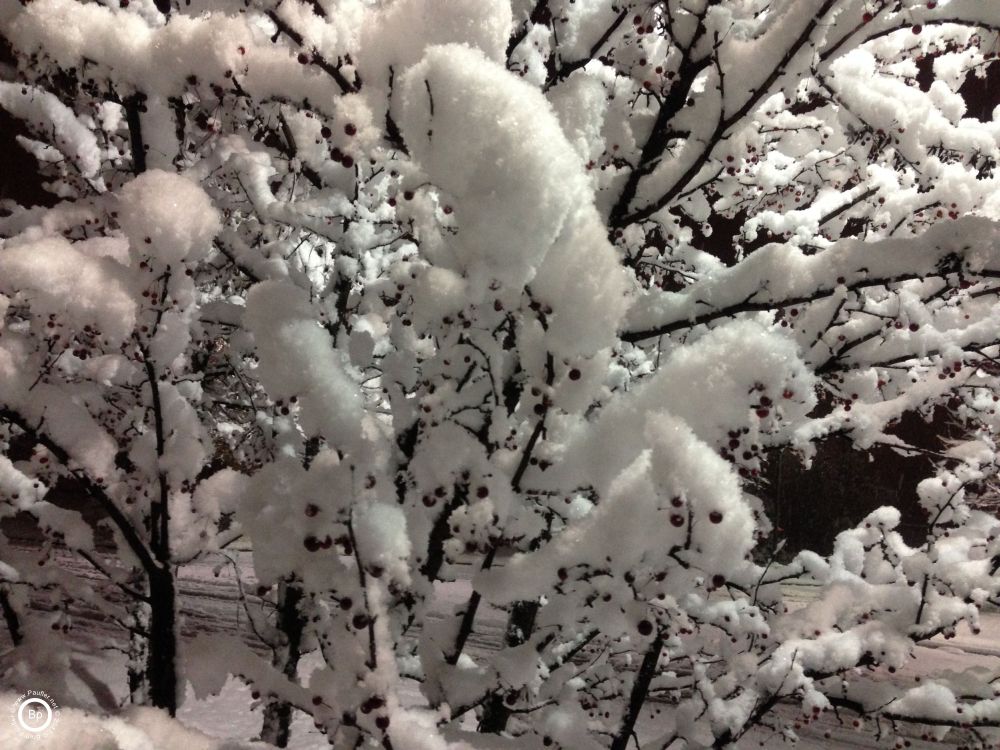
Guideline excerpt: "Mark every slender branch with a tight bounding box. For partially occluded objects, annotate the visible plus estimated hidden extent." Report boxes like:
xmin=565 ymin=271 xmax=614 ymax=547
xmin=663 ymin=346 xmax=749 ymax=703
xmin=0 ymin=408 xmax=158 ymax=574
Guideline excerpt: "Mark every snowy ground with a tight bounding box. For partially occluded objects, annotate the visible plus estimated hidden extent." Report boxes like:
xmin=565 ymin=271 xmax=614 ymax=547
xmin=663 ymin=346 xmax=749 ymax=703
xmin=2 ymin=546 xmax=997 ymax=749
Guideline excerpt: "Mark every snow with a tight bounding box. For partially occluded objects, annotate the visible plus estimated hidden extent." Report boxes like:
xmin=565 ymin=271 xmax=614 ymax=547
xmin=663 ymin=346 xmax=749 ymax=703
xmin=0 ymin=691 xmax=265 ymax=749
xmin=398 ymin=44 xmax=589 ymax=291
xmin=0 ymin=82 xmax=103 ymax=189
xmin=117 ymin=171 xmax=220 ymax=265
xmin=8 ymin=0 xmax=350 ymax=115
xmin=0 ymin=235 xmax=136 ymax=343
xmin=244 ymin=280 xmax=382 ymax=460
xmin=4 ymin=0 xmax=1000 ymax=747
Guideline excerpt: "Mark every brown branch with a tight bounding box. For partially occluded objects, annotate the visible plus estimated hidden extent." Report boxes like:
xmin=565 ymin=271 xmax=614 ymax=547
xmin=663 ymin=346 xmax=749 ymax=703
xmin=0 ymin=408 xmax=158 ymax=574
xmin=265 ymin=11 xmax=358 ymax=95
xmin=610 ymin=636 xmax=664 ymax=750
xmin=614 ymin=0 xmax=839 ymax=229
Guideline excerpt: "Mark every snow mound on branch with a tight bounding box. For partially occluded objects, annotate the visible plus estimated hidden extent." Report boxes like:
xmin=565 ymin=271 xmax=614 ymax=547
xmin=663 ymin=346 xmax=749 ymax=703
xmin=8 ymin=0 xmax=350 ymax=111
xmin=399 ymin=44 xmax=629 ymax=351
xmin=398 ymin=43 xmax=586 ymax=288
xmin=117 ymin=171 xmax=220 ymax=265
xmin=0 ymin=692 xmax=262 ymax=749
xmin=353 ymin=502 xmax=411 ymax=584
xmin=361 ymin=0 xmax=511 ymax=82
xmin=477 ymin=412 xmax=752 ymax=603
xmin=0 ymin=236 xmax=136 ymax=343
xmin=245 ymin=281 xmax=384 ymax=460
xmin=0 ymin=82 xmax=102 ymax=186
xmin=547 ymin=320 xmax=815 ymax=495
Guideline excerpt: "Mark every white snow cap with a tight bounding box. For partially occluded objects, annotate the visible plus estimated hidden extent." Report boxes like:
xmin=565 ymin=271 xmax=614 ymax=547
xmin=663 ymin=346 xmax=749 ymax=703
xmin=0 ymin=235 xmax=136 ymax=343
xmin=117 ymin=170 xmax=221 ymax=265
xmin=398 ymin=44 xmax=630 ymax=352
xmin=398 ymin=43 xmax=594 ymax=290
xmin=360 ymin=0 xmax=512 ymax=81
xmin=245 ymin=280 xmax=384 ymax=460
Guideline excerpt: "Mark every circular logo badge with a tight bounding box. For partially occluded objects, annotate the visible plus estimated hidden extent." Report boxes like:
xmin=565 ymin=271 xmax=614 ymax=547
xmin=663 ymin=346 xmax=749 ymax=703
xmin=11 ymin=691 xmax=59 ymax=739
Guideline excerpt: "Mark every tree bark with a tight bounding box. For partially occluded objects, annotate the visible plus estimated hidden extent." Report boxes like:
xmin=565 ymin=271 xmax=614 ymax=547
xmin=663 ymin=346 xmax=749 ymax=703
xmin=478 ymin=600 xmax=539 ymax=733
xmin=146 ymin=567 xmax=178 ymax=715
xmin=127 ymin=596 xmax=150 ymax=705
xmin=0 ymin=586 xmax=22 ymax=645
xmin=260 ymin=580 xmax=305 ymax=748
xmin=610 ymin=636 xmax=663 ymax=750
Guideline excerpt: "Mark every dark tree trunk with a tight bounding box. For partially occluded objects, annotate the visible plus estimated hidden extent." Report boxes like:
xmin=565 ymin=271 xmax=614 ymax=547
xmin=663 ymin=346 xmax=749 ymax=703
xmin=127 ymin=599 xmax=150 ymax=705
xmin=610 ymin=636 xmax=663 ymax=750
xmin=260 ymin=581 xmax=306 ymax=747
xmin=146 ymin=568 xmax=178 ymax=715
xmin=0 ymin=586 xmax=22 ymax=645
xmin=478 ymin=600 xmax=539 ymax=733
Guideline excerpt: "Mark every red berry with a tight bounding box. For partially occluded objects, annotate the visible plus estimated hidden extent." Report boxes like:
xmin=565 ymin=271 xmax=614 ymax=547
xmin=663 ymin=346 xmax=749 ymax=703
xmin=670 ymin=514 xmax=685 ymax=527
xmin=298 ymin=52 xmax=310 ymax=64
xmin=711 ymin=574 xmax=726 ymax=588
xmin=709 ymin=511 xmax=724 ymax=524
xmin=304 ymin=503 xmax=319 ymax=517
xmin=568 ymin=368 xmax=581 ymax=381
xmin=344 ymin=123 xmax=357 ymax=136
xmin=637 ymin=619 xmax=654 ymax=636
xmin=912 ymin=24 xmax=922 ymax=34
xmin=862 ymin=12 xmax=873 ymax=22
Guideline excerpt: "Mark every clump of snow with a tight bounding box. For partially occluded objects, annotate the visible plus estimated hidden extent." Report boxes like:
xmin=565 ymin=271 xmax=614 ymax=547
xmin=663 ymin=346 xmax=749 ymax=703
xmin=0 ymin=692 xmax=262 ymax=750
xmin=117 ymin=171 xmax=221 ymax=265
xmin=245 ymin=280 xmax=383 ymax=460
xmin=0 ymin=235 xmax=136 ymax=343
xmin=353 ymin=502 xmax=412 ymax=585
xmin=0 ymin=82 xmax=103 ymax=188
